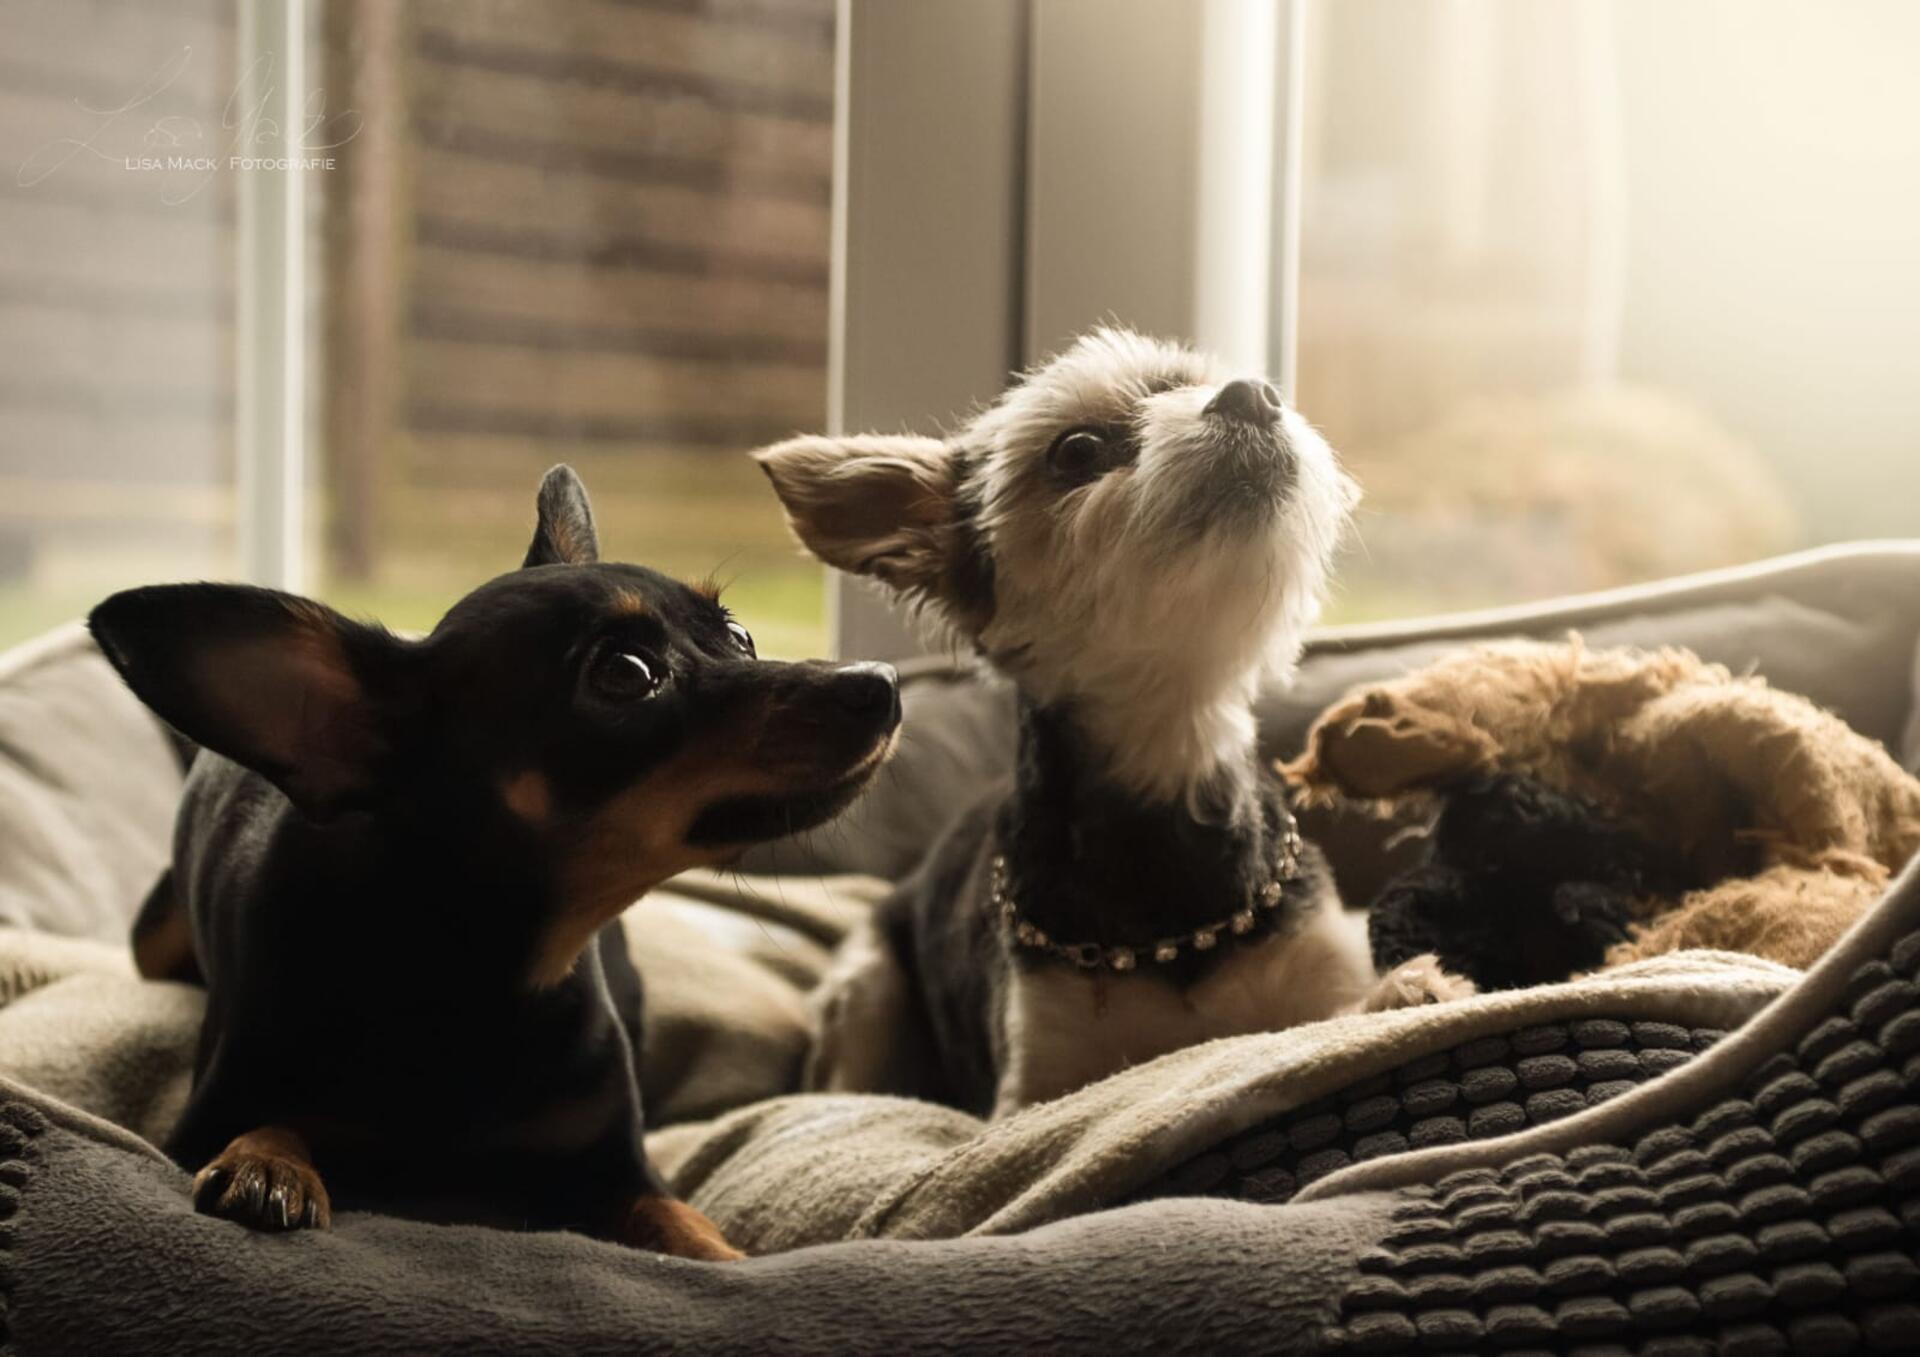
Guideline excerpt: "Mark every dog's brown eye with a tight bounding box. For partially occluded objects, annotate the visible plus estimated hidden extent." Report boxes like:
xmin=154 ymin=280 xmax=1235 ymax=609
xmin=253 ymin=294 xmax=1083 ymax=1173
xmin=726 ymin=621 xmax=755 ymax=657
xmin=595 ymin=648 xmax=664 ymax=700
xmin=1046 ymin=428 xmax=1113 ymax=483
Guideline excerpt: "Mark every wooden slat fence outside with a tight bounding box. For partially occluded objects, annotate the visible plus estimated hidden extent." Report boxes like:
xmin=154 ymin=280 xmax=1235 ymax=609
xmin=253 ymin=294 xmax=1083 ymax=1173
xmin=1 ymin=0 xmax=834 ymax=587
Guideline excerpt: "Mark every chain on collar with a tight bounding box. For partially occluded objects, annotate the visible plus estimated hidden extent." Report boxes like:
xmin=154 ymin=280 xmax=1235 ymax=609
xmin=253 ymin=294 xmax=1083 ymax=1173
xmin=990 ymin=812 xmax=1305 ymax=972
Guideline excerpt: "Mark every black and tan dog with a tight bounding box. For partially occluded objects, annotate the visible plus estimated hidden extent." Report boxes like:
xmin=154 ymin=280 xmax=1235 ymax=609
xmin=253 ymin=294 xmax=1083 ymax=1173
xmin=90 ymin=466 xmax=899 ymax=1259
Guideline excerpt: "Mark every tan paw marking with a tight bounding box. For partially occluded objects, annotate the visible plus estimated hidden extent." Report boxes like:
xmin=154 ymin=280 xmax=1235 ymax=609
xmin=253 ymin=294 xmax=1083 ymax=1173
xmin=622 ymin=1196 xmax=746 ymax=1262
xmin=192 ymin=1126 xmax=331 ymax=1232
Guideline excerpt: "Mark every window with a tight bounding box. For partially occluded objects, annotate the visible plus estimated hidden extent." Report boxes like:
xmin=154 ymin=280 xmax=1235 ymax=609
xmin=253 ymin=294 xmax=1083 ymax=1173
xmin=7 ymin=2 xmax=1913 ymax=658
xmin=316 ymin=0 xmax=834 ymax=654
xmin=1295 ymin=0 xmax=1920 ymax=620
xmin=3 ymin=0 xmax=834 ymax=656
xmin=5 ymin=1 xmax=241 ymax=645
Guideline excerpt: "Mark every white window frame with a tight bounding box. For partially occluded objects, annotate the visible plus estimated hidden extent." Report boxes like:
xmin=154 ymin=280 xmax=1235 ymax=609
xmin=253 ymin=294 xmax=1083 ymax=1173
xmin=234 ymin=0 xmax=308 ymax=592
xmin=826 ymin=0 xmax=1029 ymax=660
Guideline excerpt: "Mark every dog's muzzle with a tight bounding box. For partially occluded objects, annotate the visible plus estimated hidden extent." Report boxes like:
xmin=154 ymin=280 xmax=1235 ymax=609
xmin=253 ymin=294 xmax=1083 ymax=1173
xmin=1183 ymin=380 xmax=1296 ymax=518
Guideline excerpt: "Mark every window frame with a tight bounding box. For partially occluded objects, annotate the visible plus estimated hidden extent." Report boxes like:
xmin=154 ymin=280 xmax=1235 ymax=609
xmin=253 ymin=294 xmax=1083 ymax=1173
xmin=235 ymin=0 xmax=308 ymax=592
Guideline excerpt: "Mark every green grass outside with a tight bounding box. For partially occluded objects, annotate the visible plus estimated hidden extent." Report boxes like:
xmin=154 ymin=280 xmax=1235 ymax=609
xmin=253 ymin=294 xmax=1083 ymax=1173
xmin=0 ymin=453 xmax=834 ymax=658
xmin=0 ymin=453 xmax=1535 ymax=659
xmin=0 ymin=566 xmax=1458 ymax=660
xmin=0 ymin=559 xmax=827 ymax=659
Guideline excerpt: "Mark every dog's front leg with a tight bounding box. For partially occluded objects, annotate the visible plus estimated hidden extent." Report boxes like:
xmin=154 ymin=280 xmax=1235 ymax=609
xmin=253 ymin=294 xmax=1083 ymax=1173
xmin=1358 ymin=952 xmax=1478 ymax=1012
xmin=619 ymin=1194 xmax=745 ymax=1261
xmin=193 ymin=1125 xmax=331 ymax=1231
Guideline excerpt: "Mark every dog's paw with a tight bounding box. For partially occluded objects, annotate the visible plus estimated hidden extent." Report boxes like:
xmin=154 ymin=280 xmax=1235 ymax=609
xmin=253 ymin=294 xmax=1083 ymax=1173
xmin=622 ymin=1196 xmax=746 ymax=1262
xmin=1362 ymin=953 xmax=1477 ymax=1012
xmin=193 ymin=1127 xmax=331 ymax=1232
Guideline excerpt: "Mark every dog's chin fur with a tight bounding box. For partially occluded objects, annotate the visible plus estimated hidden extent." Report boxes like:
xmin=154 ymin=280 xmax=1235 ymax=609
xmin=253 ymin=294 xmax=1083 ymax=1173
xmin=963 ymin=332 xmax=1356 ymax=804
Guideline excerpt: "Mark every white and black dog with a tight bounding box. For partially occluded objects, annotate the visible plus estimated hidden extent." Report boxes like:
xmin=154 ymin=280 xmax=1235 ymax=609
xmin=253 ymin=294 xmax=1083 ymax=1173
xmin=757 ymin=328 xmax=1466 ymax=1118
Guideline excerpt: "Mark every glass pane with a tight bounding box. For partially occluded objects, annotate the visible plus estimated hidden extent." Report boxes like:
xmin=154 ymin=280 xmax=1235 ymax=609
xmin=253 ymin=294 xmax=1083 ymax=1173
xmin=312 ymin=0 xmax=833 ymax=656
xmin=1297 ymin=0 xmax=1919 ymax=622
xmin=0 ymin=0 xmax=238 ymax=646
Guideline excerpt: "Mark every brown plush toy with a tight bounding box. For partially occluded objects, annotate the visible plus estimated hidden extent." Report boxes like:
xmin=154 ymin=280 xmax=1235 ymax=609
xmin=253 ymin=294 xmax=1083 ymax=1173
xmin=1288 ymin=638 xmax=1920 ymax=975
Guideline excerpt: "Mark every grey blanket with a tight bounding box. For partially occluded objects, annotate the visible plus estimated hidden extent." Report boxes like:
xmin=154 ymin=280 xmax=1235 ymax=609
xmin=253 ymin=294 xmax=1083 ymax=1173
xmin=663 ymin=951 xmax=1790 ymax=1251
xmin=1 ymin=1081 xmax=1398 ymax=1354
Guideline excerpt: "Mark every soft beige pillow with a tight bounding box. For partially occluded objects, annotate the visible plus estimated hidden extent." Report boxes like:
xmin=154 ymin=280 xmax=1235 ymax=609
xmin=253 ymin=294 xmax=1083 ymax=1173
xmin=0 ymin=625 xmax=183 ymax=943
xmin=635 ymin=870 xmax=883 ymax=1125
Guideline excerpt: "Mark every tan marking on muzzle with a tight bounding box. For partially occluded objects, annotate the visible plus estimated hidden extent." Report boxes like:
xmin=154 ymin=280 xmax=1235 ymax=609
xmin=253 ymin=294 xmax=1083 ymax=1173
xmin=528 ymin=687 xmax=897 ymax=989
xmin=499 ymin=770 xmax=553 ymax=826
xmin=530 ymin=717 xmax=784 ymax=988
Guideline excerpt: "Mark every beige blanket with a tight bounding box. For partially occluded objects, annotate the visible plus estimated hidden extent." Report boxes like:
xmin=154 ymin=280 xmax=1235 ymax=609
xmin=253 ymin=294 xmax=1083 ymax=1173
xmin=0 ymin=870 xmax=1797 ymax=1256
xmin=663 ymin=951 xmax=1793 ymax=1251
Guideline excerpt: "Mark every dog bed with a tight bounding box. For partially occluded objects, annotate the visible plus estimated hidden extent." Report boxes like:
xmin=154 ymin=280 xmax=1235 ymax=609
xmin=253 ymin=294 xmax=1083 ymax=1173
xmin=0 ymin=919 xmax=1793 ymax=1253
xmin=6 ymin=852 xmax=1920 ymax=1351
xmin=0 ymin=541 xmax=1918 ymax=1352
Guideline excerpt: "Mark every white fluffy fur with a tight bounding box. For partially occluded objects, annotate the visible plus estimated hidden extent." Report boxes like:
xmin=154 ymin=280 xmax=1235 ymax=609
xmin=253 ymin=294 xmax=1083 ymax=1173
xmin=757 ymin=327 xmax=1358 ymax=803
xmin=991 ymin=883 xmax=1372 ymax=1117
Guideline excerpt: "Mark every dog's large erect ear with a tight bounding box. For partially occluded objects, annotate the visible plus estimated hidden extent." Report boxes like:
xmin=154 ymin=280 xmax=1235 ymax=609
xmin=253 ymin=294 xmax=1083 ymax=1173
xmin=752 ymin=434 xmax=960 ymax=598
xmin=88 ymin=584 xmax=410 ymax=821
xmin=524 ymin=464 xmax=600 ymax=568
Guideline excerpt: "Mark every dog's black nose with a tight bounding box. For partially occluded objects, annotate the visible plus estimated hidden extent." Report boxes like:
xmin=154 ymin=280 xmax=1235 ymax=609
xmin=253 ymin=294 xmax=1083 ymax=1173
xmin=1204 ymin=378 xmax=1282 ymax=427
xmin=833 ymin=661 xmax=901 ymax=726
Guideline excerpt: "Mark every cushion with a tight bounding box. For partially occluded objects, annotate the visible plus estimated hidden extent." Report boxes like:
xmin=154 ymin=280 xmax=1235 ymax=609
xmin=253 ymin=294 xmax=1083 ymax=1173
xmin=0 ymin=624 xmax=183 ymax=942
xmin=4 ymin=543 xmax=1917 ymax=936
xmin=744 ymin=544 xmax=1920 ymax=894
